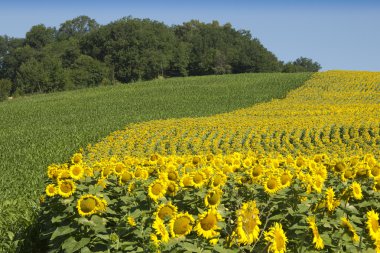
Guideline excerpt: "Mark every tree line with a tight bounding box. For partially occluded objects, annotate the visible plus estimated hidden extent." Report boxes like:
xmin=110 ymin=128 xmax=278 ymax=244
xmin=0 ymin=16 xmax=321 ymax=100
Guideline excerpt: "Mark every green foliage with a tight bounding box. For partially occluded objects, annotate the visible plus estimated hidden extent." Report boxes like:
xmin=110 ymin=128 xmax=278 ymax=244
xmin=0 ymin=79 xmax=12 ymax=101
xmin=25 ymin=24 xmax=56 ymax=49
xmin=0 ymin=16 xmax=321 ymax=98
xmin=0 ymin=72 xmax=310 ymax=252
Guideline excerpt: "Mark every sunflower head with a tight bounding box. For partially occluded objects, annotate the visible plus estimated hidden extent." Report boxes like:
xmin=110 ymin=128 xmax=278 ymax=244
xmin=205 ymin=188 xmax=223 ymax=207
xmin=264 ymin=176 xmax=281 ymax=194
xmin=69 ymin=164 xmax=84 ymax=180
xmin=194 ymin=209 xmax=223 ymax=239
xmin=156 ymin=202 xmax=177 ymax=221
xmin=264 ymin=222 xmax=287 ymax=253
xmin=148 ymin=179 xmax=167 ymax=202
xmin=77 ymin=194 xmax=103 ymax=217
xmin=119 ymin=171 xmax=134 ymax=185
xmin=58 ymin=180 xmax=76 ymax=198
xmin=235 ymin=200 xmax=261 ymax=245
xmin=351 ymin=181 xmax=363 ymax=200
xmin=169 ymin=212 xmax=194 ymax=238
xmin=45 ymin=184 xmax=57 ymax=197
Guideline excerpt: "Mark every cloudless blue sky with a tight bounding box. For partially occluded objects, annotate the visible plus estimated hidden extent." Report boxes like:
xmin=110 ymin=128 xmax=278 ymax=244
xmin=0 ymin=0 xmax=379 ymax=71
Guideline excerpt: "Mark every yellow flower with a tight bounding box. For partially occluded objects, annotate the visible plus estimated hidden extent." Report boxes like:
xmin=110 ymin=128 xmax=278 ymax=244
xmin=57 ymin=180 xmax=76 ymax=198
xmin=69 ymin=164 xmax=84 ymax=180
xmin=351 ymin=181 xmax=363 ymax=200
xmin=204 ymin=187 xmax=223 ymax=208
xmin=280 ymin=170 xmax=292 ymax=188
xmin=134 ymin=167 xmax=149 ymax=180
xmin=179 ymin=174 xmax=194 ymax=188
xmin=166 ymin=181 xmax=179 ymax=197
xmin=153 ymin=218 xmax=170 ymax=243
xmin=210 ymin=172 xmax=227 ymax=187
xmin=45 ymin=184 xmax=57 ymax=197
xmin=264 ymin=222 xmax=287 ymax=253
xmin=169 ymin=212 xmax=194 ymax=238
xmin=235 ymin=200 xmax=261 ymax=245
xmin=118 ymin=171 xmax=134 ymax=185
xmin=367 ymin=210 xmax=379 ymax=240
xmin=264 ymin=176 xmax=281 ymax=194
xmin=306 ymin=216 xmax=324 ymax=249
xmin=127 ymin=216 xmax=136 ymax=227
xmin=191 ymin=171 xmax=207 ymax=188
xmin=341 ymin=217 xmax=360 ymax=242
xmin=76 ymin=194 xmax=103 ymax=217
xmin=194 ymin=208 xmax=223 ymax=239
xmin=312 ymin=175 xmax=324 ymax=193
xmin=326 ymin=187 xmax=339 ymax=212
xmin=250 ymin=164 xmax=264 ymax=181
xmin=148 ymin=179 xmax=167 ymax=202
xmin=155 ymin=202 xmax=177 ymax=221
xmin=150 ymin=233 xmax=160 ymax=247
xmin=71 ymin=152 xmax=83 ymax=164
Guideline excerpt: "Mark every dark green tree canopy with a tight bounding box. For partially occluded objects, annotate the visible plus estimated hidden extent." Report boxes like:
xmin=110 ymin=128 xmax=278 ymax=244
xmin=25 ymin=24 xmax=56 ymax=49
xmin=0 ymin=16 xmax=321 ymax=98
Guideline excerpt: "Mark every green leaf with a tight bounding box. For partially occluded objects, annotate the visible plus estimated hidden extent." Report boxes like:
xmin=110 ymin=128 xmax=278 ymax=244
xmin=51 ymin=225 xmax=76 ymax=240
xmin=62 ymin=237 xmax=91 ymax=253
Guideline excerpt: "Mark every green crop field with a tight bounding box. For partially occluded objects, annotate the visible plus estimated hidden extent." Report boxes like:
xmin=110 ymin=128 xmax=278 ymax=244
xmin=0 ymin=72 xmax=311 ymax=252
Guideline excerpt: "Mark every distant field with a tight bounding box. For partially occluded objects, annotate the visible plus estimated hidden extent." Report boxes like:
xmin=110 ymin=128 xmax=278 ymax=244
xmin=0 ymin=72 xmax=311 ymax=251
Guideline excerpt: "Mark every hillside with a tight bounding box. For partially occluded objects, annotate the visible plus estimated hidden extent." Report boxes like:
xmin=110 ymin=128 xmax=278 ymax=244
xmin=0 ymin=72 xmax=311 ymax=251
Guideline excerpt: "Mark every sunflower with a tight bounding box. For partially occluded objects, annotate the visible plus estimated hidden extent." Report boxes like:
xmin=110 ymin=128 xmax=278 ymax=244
xmin=153 ymin=218 xmax=170 ymax=243
xmin=250 ymin=164 xmax=264 ymax=181
xmin=156 ymin=202 xmax=177 ymax=221
xmin=180 ymin=174 xmax=193 ymax=188
xmin=312 ymin=175 xmax=325 ymax=193
xmin=194 ymin=208 xmax=223 ymax=239
xmin=57 ymin=170 xmax=71 ymax=181
xmin=169 ymin=212 xmax=194 ymax=238
xmin=366 ymin=210 xmax=379 ymax=240
xmin=148 ymin=179 xmax=167 ymax=202
xmin=45 ymin=184 xmax=57 ymax=197
xmin=134 ymin=167 xmax=149 ymax=180
xmin=166 ymin=181 xmax=179 ymax=197
xmin=58 ymin=180 xmax=76 ymax=198
xmin=77 ymin=194 xmax=102 ymax=217
xmin=127 ymin=216 xmax=136 ymax=227
xmin=210 ymin=172 xmax=227 ymax=187
xmin=69 ymin=164 xmax=84 ymax=180
xmin=264 ymin=222 xmax=287 ymax=253
xmin=341 ymin=217 xmax=360 ymax=242
xmin=370 ymin=164 xmax=380 ymax=178
xmin=47 ymin=164 xmax=60 ymax=179
xmin=326 ymin=187 xmax=338 ymax=212
xmin=114 ymin=162 xmax=126 ymax=175
xmin=118 ymin=171 xmax=134 ymax=185
xmin=101 ymin=165 xmax=114 ymax=178
xmin=264 ymin=176 xmax=281 ymax=194
xmin=167 ymin=169 xmax=179 ymax=182
xmin=205 ymin=187 xmax=223 ymax=208
xmin=306 ymin=216 xmax=324 ymax=250
xmin=235 ymin=200 xmax=261 ymax=245
xmin=71 ymin=152 xmax=83 ymax=164
xmin=191 ymin=171 xmax=207 ymax=188
xmin=150 ymin=233 xmax=161 ymax=247
xmin=351 ymin=181 xmax=363 ymax=200
xmin=279 ymin=170 xmax=292 ymax=188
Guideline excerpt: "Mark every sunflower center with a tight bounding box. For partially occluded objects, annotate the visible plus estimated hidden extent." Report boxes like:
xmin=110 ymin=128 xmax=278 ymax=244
xmin=267 ymin=178 xmax=277 ymax=190
xmin=167 ymin=183 xmax=176 ymax=193
xmin=252 ymin=166 xmax=262 ymax=177
xmin=173 ymin=217 xmax=191 ymax=235
xmin=115 ymin=164 xmax=124 ymax=173
xmin=60 ymin=182 xmax=73 ymax=193
xmin=243 ymin=214 xmax=257 ymax=233
xmin=371 ymin=166 xmax=380 ymax=177
xmin=213 ymin=175 xmax=222 ymax=186
xmin=80 ymin=197 xmax=97 ymax=213
xmin=334 ymin=162 xmax=346 ymax=172
xmin=371 ymin=221 xmax=379 ymax=232
xmin=193 ymin=157 xmax=200 ymax=165
xmin=193 ymin=174 xmax=203 ymax=184
xmin=121 ymin=172 xmax=132 ymax=182
xmin=152 ymin=183 xmax=164 ymax=195
xmin=208 ymin=192 xmax=221 ymax=205
xmin=281 ymin=174 xmax=291 ymax=185
xmin=72 ymin=166 xmax=82 ymax=176
xmin=200 ymin=214 xmax=217 ymax=231
xmin=168 ymin=172 xmax=177 ymax=181
xmin=135 ymin=170 xmax=142 ymax=178
xmin=48 ymin=186 xmax=55 ymax=193
xmin=158 ymin=206 xmax=174 ymax=219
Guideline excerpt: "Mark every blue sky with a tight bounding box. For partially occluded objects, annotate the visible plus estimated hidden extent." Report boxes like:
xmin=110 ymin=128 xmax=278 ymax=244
xmin=0 ymin=0 xmax=379 ymax=71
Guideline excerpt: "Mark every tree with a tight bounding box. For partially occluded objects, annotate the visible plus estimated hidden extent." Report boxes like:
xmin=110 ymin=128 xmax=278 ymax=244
xmin=0 ymin=79 xmax=12 ymax=101
xmin=25 ymin=24 xmax=55 ymax=49
xmin=69 ymin=55 xmax=108 ymax=88
xmin=286 ymin=57 xmax=321 ymax=72
xmin=58 ymin=16 xmax=100 ymax=40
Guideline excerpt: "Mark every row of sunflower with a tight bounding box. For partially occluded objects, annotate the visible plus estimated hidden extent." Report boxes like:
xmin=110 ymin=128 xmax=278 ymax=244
xmin=39 ymin=71 xmax=380 ymax=252
xmin=40 ymin=151 xmax=380 ymax=252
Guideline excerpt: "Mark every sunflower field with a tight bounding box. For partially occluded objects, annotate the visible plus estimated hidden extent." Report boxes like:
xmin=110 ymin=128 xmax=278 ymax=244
xmin=40 ymin=71 xmax=380 ymax=252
